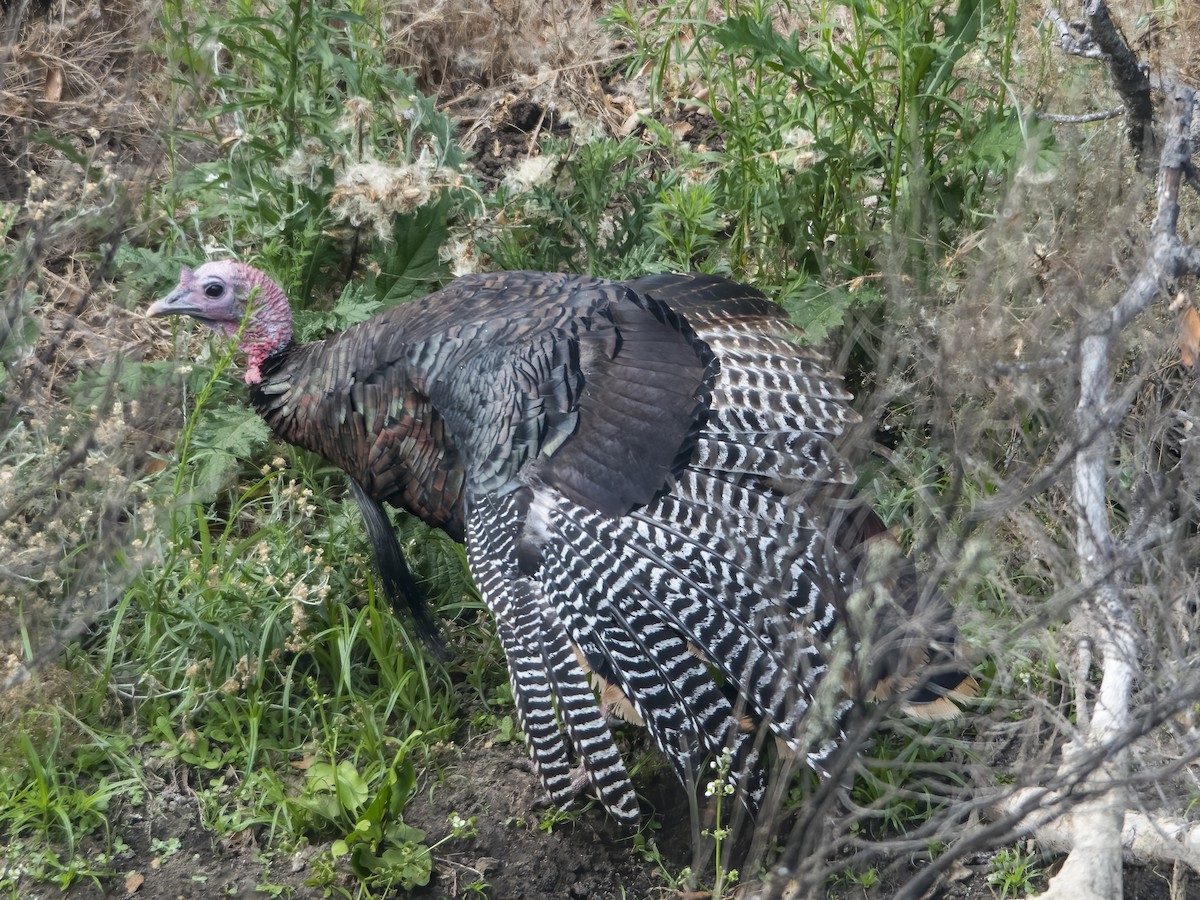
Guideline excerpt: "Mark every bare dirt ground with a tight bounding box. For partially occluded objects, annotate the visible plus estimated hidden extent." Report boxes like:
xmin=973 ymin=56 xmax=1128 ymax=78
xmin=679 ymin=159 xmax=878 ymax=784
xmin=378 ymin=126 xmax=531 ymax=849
xmin=5 ymin=0 xmax=1200 ymax=898
xmin=37 ymin=730 xmax=1197 ymax=900
xmin=43 ymin=738 xmax=685 ymax=900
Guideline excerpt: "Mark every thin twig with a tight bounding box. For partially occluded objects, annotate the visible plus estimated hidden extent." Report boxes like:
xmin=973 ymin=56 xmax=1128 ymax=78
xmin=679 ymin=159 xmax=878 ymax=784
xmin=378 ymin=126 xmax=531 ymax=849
xmin=1041 ymin=107 xmax=1124 ymax=124
xmin=1046 ymin=1 xmax=1156 ymax=160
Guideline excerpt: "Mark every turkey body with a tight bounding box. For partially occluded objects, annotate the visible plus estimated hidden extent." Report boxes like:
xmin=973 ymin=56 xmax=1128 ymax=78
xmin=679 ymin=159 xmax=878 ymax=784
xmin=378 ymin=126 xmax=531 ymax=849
xmin=151 ymin=264 xmax=972 ymax=825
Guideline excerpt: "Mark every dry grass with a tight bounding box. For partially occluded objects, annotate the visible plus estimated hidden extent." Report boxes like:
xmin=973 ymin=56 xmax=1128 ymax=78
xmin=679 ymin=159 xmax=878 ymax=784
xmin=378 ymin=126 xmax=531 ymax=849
xmin=1 ymin=0 xmax=164 ymax=203
xmin=381 ymin=0 xmax=610 ymax=96
xmin=1 ymin=0 xmax=180 ymax=694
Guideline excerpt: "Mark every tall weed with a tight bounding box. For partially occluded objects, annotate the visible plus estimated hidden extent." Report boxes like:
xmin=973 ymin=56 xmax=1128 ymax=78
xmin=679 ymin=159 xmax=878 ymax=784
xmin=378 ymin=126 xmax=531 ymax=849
xmin=157 ymin=0 xmax=465 ymax=301
xmin=605 ymin=0 xmax=1035 ymax=333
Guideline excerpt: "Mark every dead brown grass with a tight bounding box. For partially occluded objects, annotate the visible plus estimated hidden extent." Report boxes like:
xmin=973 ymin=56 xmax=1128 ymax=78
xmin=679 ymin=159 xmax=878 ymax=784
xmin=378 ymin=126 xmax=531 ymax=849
xmin=1 ymin=0 xmax=164 ymax=204
xmin=380 ymin=0 xmax=610 ymax=97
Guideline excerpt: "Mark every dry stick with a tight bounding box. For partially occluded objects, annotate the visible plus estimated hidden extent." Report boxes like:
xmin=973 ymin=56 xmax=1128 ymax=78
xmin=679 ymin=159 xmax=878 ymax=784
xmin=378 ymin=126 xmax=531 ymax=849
xmin=993 ymin=788 xmax=1200 ymax=872
xmin=1046 ymin=1 xmax=1156 ymax=161
xmin=1025 ymin=86 xmax=1198 ymax=900
xmin=1040 ymin=108 xmax=1124 ymax=124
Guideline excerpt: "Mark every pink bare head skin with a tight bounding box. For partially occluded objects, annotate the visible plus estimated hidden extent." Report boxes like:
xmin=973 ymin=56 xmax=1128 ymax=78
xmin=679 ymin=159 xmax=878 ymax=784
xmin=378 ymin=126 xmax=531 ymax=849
xmin=147 ymin=261 xmax=293 ymax=384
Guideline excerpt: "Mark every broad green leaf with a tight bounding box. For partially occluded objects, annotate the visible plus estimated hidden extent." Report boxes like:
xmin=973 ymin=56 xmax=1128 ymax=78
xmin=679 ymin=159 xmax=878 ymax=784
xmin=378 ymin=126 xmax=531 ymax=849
xmin=334 ymin=760 xmax=369 ymax=812
xmin=197 ymin=405 xmax=271 ymax=458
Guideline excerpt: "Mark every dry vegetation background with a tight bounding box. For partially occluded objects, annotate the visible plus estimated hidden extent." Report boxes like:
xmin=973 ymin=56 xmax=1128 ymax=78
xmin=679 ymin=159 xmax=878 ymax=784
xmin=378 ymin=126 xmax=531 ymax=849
xmin=3 ymin=0 xmax=1200 ymax=898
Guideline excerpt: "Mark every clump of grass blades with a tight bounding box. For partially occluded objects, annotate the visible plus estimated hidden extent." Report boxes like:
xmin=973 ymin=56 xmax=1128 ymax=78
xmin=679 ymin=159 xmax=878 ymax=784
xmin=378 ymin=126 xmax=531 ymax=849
xmin=604 ymin=0 xmax=1032 ymax=334
xmin=103 ymin=344 xmax=461 ymax=845
xmin=0 ymin=702 xmax=141 ymax=890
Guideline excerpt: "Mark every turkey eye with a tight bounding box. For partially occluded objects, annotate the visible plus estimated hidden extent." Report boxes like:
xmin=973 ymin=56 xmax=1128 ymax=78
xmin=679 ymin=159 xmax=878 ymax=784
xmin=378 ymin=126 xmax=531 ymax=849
xmin=203 ymin=282 xmax=224 ymax=298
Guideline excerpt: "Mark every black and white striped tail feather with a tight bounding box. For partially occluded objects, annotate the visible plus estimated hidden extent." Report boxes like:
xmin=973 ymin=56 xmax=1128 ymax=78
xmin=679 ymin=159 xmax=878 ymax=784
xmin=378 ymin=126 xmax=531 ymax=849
xmin=710 ymin=371 xmax=856 ymax=432
xmin=490 ymin=611 xmax=575 ymax=805
xmin=619 ymin=497 xmax=842 ymax=756
xmin=640 ymin=311 xmax=864 ymax=765
xmin=550 ymin=491 xmax=806 ymax=707
xmin=541 ymin=507 xmax=766 ymax=808
xmin=543 ymin=512 xmax=748 ymax=752
xmin=710 ymin=342 xmax=849 ymax=391
xmin=466 ymin=493 xmax=640 ymax=824
xmin=662 ymin=424 xmax=855 ymax=625
xmin=693 ymin=434 xmax=854 ymax=485
xmin=537 ymin=606 xmax=640 ymax=823
xmin=540 ymin=491 xmax=844 ymax=790
xmin=464 ymin=509 xmax=574 ymax=807
xmin=692 ymin=312 xmax=860 ymax=439
xmin=534 ymin=427 xmax=857 ymax=772
xmin=669 ymin=467 xmax=813 ymax=532
xmin=706 ymin=402 xmax=854 ymax=447
xmin=667 ymin=470 xmax=849 ymax=633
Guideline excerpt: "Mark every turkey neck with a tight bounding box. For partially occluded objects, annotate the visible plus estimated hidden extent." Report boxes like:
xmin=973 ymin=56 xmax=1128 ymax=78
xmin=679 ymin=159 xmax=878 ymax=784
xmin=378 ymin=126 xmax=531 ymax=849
xmin=246 ymin=340 xmax=310 ymax=447
xmin=229 ymin=263 xmax=293 ymax=384
xmin=244 ymin=338 xmax=366 ymax=502
xmin=245 ymin=338 xmax=359 ymax=476
xmin=245 ymin=337 xmax=469 ymax=542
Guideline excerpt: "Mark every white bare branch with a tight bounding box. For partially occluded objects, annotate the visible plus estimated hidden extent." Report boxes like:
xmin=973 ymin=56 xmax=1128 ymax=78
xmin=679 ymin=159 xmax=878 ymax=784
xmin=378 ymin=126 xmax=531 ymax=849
xmin=1009 ymin=84 xmax=1199 ymax=900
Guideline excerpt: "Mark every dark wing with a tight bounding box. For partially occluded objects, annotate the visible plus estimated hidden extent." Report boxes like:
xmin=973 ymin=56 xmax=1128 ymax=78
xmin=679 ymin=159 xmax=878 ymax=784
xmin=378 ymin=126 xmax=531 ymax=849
xmin=401 ymin=272 xmax=723 ymax=823
xmin=408 ymin=271 xmax=714 ymax=519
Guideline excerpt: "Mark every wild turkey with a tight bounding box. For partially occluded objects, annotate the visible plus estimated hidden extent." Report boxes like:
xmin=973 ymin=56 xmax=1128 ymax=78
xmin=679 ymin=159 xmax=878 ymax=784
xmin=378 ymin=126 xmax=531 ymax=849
xmin=148 ymin=261 xmax=975 ymax=824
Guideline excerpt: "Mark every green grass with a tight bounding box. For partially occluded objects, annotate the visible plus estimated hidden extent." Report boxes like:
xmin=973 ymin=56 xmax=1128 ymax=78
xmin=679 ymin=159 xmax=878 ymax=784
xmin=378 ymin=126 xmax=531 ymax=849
xmin=848 ymin=723 xmax=970 ymax=841
xmin=987 ymin=845 xmax=1045 ymax=898
xmin=118 ymin=365 xmax=467 ymax=837
xmin=0 ymin=693 xmax=142 ymax=892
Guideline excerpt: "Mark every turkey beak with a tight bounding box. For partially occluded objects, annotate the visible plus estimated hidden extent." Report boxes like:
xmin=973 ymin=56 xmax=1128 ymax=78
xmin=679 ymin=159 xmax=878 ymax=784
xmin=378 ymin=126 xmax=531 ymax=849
xmin=147 ymin=285 xmax=194 ymax=319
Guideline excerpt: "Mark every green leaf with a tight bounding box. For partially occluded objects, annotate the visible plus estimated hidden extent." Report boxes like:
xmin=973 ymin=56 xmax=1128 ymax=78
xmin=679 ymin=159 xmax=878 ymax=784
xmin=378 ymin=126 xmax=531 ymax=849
xmin=189 ymin=449 xmax=236 ymax=496
xmin=299 ymin=795 xmax=344 ymax=824
xmin=495 ymin=715 xmax=516 ymax=744
xmin=382 ymin=842 xmax=432 ymax=887
xmin=197 ymin=405 xmax=272 ymax=458
xmin=327 ymin=287 xmax=384 ymax=330
xmin=391 ymin=756 xmax=416 ymax=810
xmin=334 ymin=760 xmax=369 ymax=812
xmin=351 ymin=839 xmax=432 ymax=888
xmin=352 ymin=816 xmax=381 ymax=844
xmin=305 ymin=761 xmax=338 ymax=793
xmin=68 ymin=358 xmax=177 ymax=410
xmin=385 ymin=821 xmax=426 ymax=845
xmin=780 ymin=281 xmax=869 ymax=345
xmin=293 ymin=284 xmax=384 ymax=341
xmin=369 ymin=193 xmax=452 ymax=304
xmin=709 ymin=14 xmax=809 ymax=83
xmin=924 ymin=0 xmax=1000 ymax=97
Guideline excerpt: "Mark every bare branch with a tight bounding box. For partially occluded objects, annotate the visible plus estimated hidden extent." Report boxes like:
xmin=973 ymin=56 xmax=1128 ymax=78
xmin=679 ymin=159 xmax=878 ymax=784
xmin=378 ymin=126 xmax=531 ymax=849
xmin=994 ymin=789 xmax=1200 ymax=871
xmin=1048 ymin=1 xmax=1156 ymax=161
xmin=1042 ymin=108 xmax=1124 ymax=124
xmin=1045 ymin=5 xmax=1105 ymax=59
xmin=998 ymin=83 xmax=1199 ymax=900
